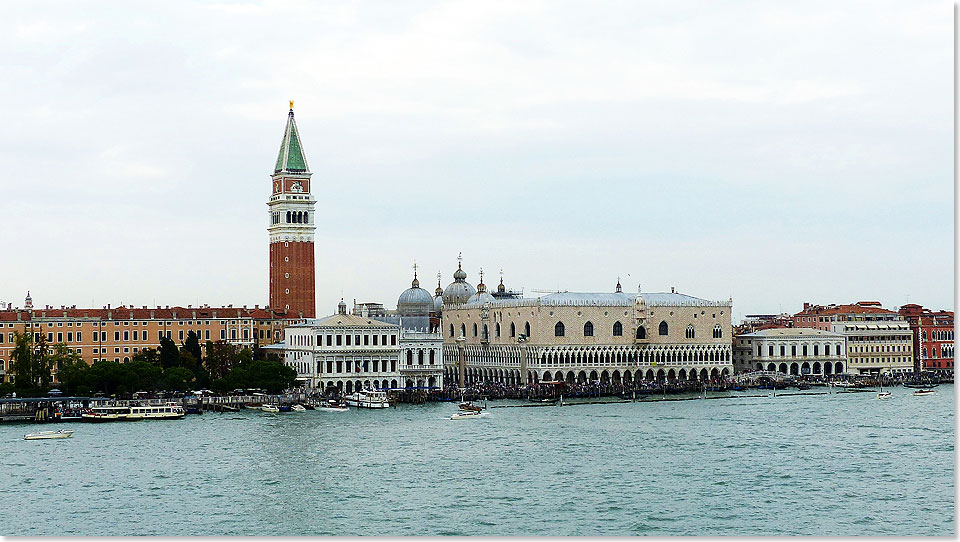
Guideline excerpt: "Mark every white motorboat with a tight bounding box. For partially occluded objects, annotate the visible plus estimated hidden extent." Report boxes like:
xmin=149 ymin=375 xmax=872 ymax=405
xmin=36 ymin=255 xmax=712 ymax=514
xmin=877 ymin=391 xmax=892 ymax=399
xmin=344 ymin=389 xmax=391 ymax=409
xmin=24 ymin=429 xmax=73 ymax=440
xmin=290 ymin=404 xmax=307 ymax=412
xmin=316 ymin=399 xmax=349 ymax=412
xmin=261 ymin=404 xmax=280 ymax=412
xmin=913 ymin=389 xmax=937 ymax=396
xmin=450 ymin=409 xmax=487 ymax=420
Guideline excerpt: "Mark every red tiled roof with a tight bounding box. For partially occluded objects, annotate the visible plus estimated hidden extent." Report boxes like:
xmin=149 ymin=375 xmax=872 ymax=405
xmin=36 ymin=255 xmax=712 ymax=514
xmin=794 ymin=303 xmax=896 ymax=317
xmin=0 ymin=306 xmax=298 ymax=321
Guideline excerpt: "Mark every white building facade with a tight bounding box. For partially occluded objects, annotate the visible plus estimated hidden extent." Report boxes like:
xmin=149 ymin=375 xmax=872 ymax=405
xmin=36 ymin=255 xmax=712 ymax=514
xmin=279 ymin=306 xmax=402 ymax=394
xmin=399 ymin=329 xmax=444 ymax=389
xmin=733 ymin=328 xmax=847 ymax=376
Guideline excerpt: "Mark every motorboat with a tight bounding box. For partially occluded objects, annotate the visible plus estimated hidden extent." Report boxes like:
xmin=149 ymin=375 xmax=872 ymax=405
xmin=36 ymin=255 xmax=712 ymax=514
xmin=316 ymin=399 xmax=349 ymax=412
xmin=290 ymin=404 xmax=307 ymax=412
xmin=451 ymin=409 xmax=487 ymax=420
xmin=344 ymin=389 xmax=391 ymax=409
xmin=261 ymin=404 xmax=280 ymax=413
xmin=279 ymin=404 xmax=292 ymax=412
xmin=24 ymin=429 xmax=73 ymax=440
xmin=913 ymin=389 xmax=937 ymax=396
xmin=458 ymin=402 xmax=484 ymax=412
xmin=877 ymin=391 xmax=892 ymax=399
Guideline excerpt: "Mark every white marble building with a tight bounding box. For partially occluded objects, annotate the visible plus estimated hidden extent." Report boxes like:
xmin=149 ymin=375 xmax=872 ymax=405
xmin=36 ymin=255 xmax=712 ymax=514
xmin=733 ymin=327 xmax=847 ymax=376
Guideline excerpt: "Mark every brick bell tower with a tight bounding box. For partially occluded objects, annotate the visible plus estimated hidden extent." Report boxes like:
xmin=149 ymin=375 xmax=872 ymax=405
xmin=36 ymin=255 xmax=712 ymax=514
xmin=268 ymin=101 xmax=316 ymax=318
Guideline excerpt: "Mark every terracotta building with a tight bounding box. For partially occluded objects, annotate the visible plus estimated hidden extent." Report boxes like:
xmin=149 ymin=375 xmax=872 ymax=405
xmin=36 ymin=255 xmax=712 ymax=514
xmin=791 ymin=301 xmax=899 ymax=331
xmin=898 ymin=304 xmax=954 ymax=374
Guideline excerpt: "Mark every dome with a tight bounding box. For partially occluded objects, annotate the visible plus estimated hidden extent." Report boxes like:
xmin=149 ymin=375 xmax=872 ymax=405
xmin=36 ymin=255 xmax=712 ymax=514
xmin=467 ymin=289 xmax=495 ymax=305
xmin=442 ymin=255 xmax=476 ymax=305
xmin=398 ymin=275 xmax=434 ymax=316
xmin=442 ymin=281 xmax=476 ymax=305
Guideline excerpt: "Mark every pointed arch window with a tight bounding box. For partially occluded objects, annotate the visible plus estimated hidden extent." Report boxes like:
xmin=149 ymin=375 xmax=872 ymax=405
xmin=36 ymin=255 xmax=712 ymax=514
xmin=583 ymin=321 xmax=594 ymax=337
xmin=555 ymin=322 xmax=565 ymax=337
xmin=510 ymin=322 xmax=516 ymax=337
xmin=496 ymin=323 xmax=501 ymax=337
xmin=713 ymin=324 xmax=722 ymax=338
xmin=524 ymin=322 xmax=531 ymax=338
xmin=685 ymin=325 xmax=695 ymax=339
xmin=449 ymin=324 xmax=454 ymax=337
xmin=658 ymin=321 xmax=669 ymax=336
xmin=473 ymin=323 xmax=478 ymax=337
xmin=636 ymin=326 xmax=646 ymax=339
xmin=460 ymin=324 xmax=466 ymax=338
xmin=286 ymin=211 xmax=291 ymax=223
xmin=613 ymin=321 xmax=623 ymax=336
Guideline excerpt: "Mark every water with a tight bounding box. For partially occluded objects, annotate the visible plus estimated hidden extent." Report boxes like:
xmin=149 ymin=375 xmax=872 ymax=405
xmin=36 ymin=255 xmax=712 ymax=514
xmin=2 ymin=387 xmax=954 ymax=536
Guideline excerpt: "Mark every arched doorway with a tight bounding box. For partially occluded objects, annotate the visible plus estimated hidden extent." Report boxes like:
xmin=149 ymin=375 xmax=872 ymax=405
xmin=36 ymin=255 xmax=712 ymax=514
xmin=346 ymin=381 xmax=353 ymax=394
xmin=778 ymin=363 xmax=788 ymax=374
xmin=834 ymin=362 xmax=843 ymax=373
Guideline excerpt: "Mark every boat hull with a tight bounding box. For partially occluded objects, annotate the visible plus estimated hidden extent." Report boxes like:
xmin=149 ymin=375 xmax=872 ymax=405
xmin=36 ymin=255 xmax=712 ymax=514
xmin=24 ymin=430 xmax=73 ymax=440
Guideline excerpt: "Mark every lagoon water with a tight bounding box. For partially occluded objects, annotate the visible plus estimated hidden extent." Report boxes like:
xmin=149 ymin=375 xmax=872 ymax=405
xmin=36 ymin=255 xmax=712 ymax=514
xmin=2 ymin=387 xmax=954 ymax=536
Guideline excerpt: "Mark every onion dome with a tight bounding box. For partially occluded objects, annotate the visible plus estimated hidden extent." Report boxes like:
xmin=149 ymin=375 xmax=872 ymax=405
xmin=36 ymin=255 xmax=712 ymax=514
xmin=398 ymin=271 xmax=434 ymax=317
xmin=443 ymin=254 xmax=476 ymax=305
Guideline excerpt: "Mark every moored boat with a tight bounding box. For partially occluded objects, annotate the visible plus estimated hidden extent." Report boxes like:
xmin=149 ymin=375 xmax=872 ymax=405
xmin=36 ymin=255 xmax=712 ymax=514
xmin=261 ymin=404 xmax=280 ymax=412
xmin=316 ymin=399 xmax=349 ymax=412
xmin=344 ymin=389 xmax=391 ymax=409
xmin=24 ymin=429 xmax=73 ymax=440
xmin=913 ymin=389 xmax=937 ymax=396
xmin=127 ymin=403 xmax=185 ymax=420
xmin=291 ymin=404 xmax=307 ymax=412
xmin=82 ymin=406 xmax=136 ymax=422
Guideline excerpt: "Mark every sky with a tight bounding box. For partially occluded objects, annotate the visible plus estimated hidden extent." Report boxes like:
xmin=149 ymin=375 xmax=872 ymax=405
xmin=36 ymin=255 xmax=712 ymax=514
xmin=0 ymin=0 xmax=954 ymax=322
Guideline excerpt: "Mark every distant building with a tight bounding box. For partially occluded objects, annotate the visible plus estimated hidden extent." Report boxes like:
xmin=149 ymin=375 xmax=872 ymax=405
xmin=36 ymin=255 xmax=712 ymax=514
xmin=830 ymin=321 xmax=914 ymax=376
xmin=898 ymin=304 xmax=954 ymax=374
xmin=277 ymin=300 xmax=401 ymax=392
xmin=438 ymin=256 xmax=734 ymax=386
xmin=792 ymin=301 xmax=899 ymax=331
xmin=734 ymin=314 xmax=794 ymax=336
xmin=733 ymin=328 xmax=846 ymax=376
xmin=0 ymin=297 xmax=287 ymax=384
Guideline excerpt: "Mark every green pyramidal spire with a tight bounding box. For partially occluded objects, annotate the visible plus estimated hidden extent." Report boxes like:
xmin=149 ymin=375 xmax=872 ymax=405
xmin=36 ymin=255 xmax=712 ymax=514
xmin=274 ymin=102 xmax=310 ymax=174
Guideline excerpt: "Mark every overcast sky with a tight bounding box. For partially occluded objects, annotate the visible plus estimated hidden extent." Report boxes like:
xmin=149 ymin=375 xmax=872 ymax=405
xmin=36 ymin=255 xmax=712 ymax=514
xmin=0 ymin=1 xmax=953 ymax=321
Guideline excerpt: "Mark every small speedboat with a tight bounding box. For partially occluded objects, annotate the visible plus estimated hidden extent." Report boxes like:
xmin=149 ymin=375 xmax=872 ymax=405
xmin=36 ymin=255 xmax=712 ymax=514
xmin=458 ymin=402 xmax=483 ymax=412
xmin=316 ymin=399 xmax=349 ymax=412
xmin=913 ymin=389 xmax=937 ymax=396
xmin=290 ymin=404 xmax=307 ymax=412
xmin=877 ymin=391 xmax=892 ymax=399
xmin=451 ymin=409 xmax=486 ymax=420
xmin=261 ymin=404 xmax=280 ymax=413
xmin=24 ymin=429 xmax=73 ymax=440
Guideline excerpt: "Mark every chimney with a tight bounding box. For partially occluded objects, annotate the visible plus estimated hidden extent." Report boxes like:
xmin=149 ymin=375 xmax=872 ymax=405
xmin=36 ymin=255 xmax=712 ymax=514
xmin=150 ymin=310 xmax=155 ymax=319
xmin=670 ymin=287 xmax=675 ymax=293
xmin=107 ymin=303 xmax=111 ymax=309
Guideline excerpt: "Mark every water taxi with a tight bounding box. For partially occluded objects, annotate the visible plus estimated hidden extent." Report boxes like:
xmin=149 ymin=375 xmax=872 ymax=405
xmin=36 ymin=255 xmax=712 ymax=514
xmin=913 ymin=389 xmax=937 ymax=396
xmin=344 ymin=389 xmax=391 ymax=409
xmin=290 ymin=404 xmax=307 ymax=412
xmin=24 ymin=429 xmax=73 ymax=440
xmin=877 ymin=391 xmax=892 ymax=399
xmin=260 ymin=404 xmax=280 ymax=413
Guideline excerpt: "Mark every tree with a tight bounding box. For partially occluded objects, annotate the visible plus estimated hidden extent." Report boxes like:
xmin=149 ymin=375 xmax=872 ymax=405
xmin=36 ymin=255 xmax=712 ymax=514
xmin=158 ymin=336 xmax=180 ymax=369
xmin=131 ymin=348 xmax=160 ymax=366
xmin=10 ymin=331 xmax=54 ymax=391
xmin=204 ymin=340 xmax=239 ymax=381
xmin=160 ymin=367 xmax=196 ymax=392
xmin=183 ymin=331 xmax=202 ymax=364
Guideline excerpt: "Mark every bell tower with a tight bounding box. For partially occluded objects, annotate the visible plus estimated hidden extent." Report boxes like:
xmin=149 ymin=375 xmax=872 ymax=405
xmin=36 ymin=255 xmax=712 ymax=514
xmin=267 ymin=101 xmax=316 ymax=318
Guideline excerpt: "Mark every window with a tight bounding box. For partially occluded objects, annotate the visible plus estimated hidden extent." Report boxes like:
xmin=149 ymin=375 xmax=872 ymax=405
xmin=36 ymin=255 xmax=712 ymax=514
xmin=636 ymin=327 xmax=646 ymax=340
xmin=555 ymin=322 xmax=565 ymax=337
xmin=114 ymin=331 xmax=120 ymax=341
xmin=583 ymin=322 xmax=594 ymax=337
xmin=449 ymin=324 xmax=454 ymax=337
xmin=346 ymin=335 xmax=351 ymax=346
xmin=769 ymin=345 xmax=774 ymax=356
xmin=658 ymin=321 xmax=668 ymax=336
xmin=825 ymin=344 xmax=831 ymax=356
xmin=713 ymin=324 xmax=722 ymax=339
xmin=336 ymin=335 xmax=342 ymax=346
xmin=473 ymin=323 xmax=478 ymax=337
xmin=510 ymin=323 xmax=516 ymax=337
xmin=495 ymin=323 xmax=501 ymax=337
xmin=460 ymin=324 xmax=466 ymax=338
xmin=525 ymin=322 xmax=530 ymax=338
xmin=391 ymin=335 xmax=396 ymax=345
xmin=613 ymin=321 xmax=623 ymax=336
xmin=685 ymin=325 xmax=695 ymax=339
